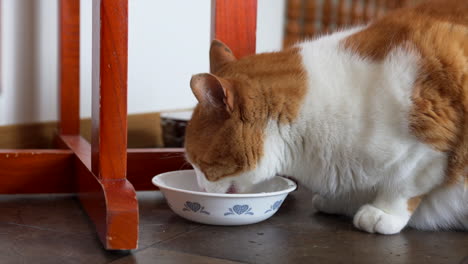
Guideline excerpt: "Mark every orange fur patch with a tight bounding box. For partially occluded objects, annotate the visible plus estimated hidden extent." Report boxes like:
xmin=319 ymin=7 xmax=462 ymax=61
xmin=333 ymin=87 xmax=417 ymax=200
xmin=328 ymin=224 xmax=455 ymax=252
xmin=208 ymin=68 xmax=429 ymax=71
xmin=407 ymin=196 xmax=423 ymax=213
xmin=185 ymin=47 xmax=307 ymax=181
xmin=343 ymin=0 xmax=468 ymax=184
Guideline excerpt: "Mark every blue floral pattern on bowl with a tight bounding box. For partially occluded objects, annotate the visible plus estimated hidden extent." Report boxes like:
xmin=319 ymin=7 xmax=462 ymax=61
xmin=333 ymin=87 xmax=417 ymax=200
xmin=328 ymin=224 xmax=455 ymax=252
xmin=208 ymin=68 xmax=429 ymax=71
xmin=224 ymin=205 xmax=254 ymax=216
xmin=182 ymin=201 xmax=210 ymax=215
xmin=264 ymin=200 xmax=283 ymax=214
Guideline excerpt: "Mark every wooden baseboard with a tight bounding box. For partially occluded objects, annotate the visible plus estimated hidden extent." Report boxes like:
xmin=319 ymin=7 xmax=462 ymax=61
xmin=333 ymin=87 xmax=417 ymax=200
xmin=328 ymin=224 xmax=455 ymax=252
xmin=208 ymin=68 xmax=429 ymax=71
xmin=0 ymin=113 xmax=163 ymax=149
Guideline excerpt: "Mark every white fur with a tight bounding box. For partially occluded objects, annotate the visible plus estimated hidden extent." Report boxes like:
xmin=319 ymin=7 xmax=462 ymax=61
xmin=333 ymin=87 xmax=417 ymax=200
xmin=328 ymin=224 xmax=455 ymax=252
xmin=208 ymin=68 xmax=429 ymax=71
xmin=195 ymin=28 xmax=467 ymax=233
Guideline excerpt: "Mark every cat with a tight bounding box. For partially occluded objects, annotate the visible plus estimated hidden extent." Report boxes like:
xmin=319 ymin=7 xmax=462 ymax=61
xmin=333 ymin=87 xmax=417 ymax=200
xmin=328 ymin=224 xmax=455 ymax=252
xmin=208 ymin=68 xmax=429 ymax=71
xmin=184 ymin=0 xmax=467 ymax=235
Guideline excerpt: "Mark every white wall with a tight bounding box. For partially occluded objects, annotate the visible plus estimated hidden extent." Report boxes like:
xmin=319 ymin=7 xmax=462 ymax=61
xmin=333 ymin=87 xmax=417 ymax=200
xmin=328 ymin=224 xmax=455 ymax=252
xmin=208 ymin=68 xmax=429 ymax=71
xmin=0 ymin=0 xmax=285 ymax=126
xmin=0 ymin=0 xmax=58 ymax=126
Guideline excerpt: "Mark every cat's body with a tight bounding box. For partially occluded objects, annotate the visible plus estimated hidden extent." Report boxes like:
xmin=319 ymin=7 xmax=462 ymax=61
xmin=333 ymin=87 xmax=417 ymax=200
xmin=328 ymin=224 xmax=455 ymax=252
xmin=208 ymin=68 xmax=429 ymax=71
xmin=185 ymin=0 xmax=467 ymax=234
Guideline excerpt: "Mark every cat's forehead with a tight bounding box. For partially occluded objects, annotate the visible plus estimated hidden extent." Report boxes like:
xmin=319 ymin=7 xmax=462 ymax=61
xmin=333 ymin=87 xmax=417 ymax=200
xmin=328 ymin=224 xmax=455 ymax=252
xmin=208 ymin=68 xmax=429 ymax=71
xmin=215 ymin=49 xmax=300 ymax=79
xmin=214 ymin=60 xmax=256 ymax=79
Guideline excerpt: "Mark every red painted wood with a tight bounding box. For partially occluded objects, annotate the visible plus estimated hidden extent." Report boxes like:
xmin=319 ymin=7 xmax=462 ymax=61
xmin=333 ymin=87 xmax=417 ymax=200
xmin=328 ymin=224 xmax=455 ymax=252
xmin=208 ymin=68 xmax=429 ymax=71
xmin=0 ymin=0 xmax=2 ymax=93
xmin=75 ymin=160 xmax=138 ymax=249
xmin=0 ymin=147 xmax=191 ymax=194
xmin=58 ymin=0 xmax=80 ymax=135
xmin=127 ymin=148 xmax=192 ymax=190
xmin=0 ymin=0 xmax=258 ymax=251
xmin=0 ymin=150 xmax=74 ymax=194
xmin=91 ymin=0 xmax=128 ymax=180
xmin=211 ymin=0 xmax=257 ymax=58
xmin=61 ymin=135 xmax=138 ymax=249
xmin=60 ymin=135 xmax=91 ymax=169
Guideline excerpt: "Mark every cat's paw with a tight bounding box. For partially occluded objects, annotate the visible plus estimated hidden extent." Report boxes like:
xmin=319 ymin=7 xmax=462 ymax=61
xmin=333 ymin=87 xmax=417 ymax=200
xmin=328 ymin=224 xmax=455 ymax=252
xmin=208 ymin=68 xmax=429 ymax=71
xmin=353 ymin=204 xmax=408 ymax=235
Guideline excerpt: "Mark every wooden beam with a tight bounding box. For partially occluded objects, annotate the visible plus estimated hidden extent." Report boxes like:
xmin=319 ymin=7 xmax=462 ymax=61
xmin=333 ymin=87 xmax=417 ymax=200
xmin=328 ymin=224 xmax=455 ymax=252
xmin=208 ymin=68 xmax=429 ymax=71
xmin=87 ymin=0 xmax=137 ymax=249
xmin=60 ymin=135 xmax=91 ymax=168
xmin=127 ymin=148 xmax=191 ymax=190
xmin=0 ymin=150 xmax=74 ymax=194
xmin=61 ymin=135 xmax=138 ymax=250
xmin=58 ymin=0 xmax=80 ymax=135
xmin=0 ymin=147 xmax=191 ymax=194
xmin=211 ymin=0 xmax=258 ymax=58
xmin=76 ymin=161 xmax=139 ymax=249
xmin=91 ymin=0 xmax=129 ymax=181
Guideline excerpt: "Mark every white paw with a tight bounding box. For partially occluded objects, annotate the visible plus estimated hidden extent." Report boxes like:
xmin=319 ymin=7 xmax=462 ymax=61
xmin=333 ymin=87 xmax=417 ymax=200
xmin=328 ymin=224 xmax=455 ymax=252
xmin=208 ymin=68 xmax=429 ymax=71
xmin=353 ymin=204 xmax=408 ymax=235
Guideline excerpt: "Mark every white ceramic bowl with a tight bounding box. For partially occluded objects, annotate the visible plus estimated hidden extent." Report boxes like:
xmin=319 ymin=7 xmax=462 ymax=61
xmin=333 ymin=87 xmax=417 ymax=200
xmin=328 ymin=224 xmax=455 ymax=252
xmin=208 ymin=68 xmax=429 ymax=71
xmin=152 ymin=170 xmax=297 ymax=226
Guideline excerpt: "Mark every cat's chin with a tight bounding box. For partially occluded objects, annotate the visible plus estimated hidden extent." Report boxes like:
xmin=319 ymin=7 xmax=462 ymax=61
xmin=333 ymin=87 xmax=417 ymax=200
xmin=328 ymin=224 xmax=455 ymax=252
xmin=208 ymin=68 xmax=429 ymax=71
xmin=199 ymin=181 xmax=246 ymax=194
xmin=193 ymin=166 xmax=258 ymax=194
xmin=202 ymin=179 xmax=254 ymax=194
xmin=193 ymin=166 xmax=232 ymax=193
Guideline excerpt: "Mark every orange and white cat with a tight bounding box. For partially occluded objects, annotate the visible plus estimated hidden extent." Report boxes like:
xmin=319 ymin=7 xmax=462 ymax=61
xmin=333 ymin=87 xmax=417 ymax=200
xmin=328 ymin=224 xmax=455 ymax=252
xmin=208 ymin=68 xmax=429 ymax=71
xmin=185 ymin=0 xmax=467 ymax=234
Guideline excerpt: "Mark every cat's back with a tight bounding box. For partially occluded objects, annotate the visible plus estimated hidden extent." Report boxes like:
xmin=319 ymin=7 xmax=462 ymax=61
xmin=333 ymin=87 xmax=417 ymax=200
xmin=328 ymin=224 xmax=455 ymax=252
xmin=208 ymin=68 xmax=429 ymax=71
xmin=343 ymin=0 xmax=467 ymax=184
xmin=410 ymin=0 xmax=468 ymax=26
xmin=343 ymin=0 xmax=467 ymax=60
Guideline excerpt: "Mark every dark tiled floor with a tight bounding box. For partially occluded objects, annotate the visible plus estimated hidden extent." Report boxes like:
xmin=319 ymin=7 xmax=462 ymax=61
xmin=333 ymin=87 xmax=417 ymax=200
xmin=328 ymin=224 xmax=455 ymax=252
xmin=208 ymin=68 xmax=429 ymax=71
xmin=0 ymin=188 xmax=467 ymax=264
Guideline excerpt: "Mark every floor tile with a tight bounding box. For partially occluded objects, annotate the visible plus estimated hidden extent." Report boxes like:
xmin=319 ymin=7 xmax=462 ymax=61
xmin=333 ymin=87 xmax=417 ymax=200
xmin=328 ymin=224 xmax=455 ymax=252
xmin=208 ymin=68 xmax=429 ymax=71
xmin=156 ymin=189 xmax=468 ymax=264
xmin=110 ymin=248 xmax=244 ymax=264
xmin=0 ymin=189 xmax=466 ymax=264
xmin=0 ymin=194 xmax=95 ymax=236
xmin=0 ymin=223 xmax=126 ymax=264
xmin=136 ymin=191 xmax=202 ymax=247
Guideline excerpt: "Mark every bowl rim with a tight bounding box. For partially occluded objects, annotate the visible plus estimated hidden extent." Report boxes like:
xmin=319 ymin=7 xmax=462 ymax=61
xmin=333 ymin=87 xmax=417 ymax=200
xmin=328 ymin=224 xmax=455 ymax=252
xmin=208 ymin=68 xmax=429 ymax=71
xmin=152 ymin=169 xmax=297 ymax=198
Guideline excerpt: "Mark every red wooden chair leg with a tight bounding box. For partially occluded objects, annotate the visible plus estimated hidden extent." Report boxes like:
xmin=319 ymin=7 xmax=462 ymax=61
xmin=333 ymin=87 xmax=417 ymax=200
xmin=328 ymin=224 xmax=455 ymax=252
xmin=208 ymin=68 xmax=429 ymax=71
xmin=58 ymin=0 xmax=80 ymax=135
xmin=1 ymin=0 xmax=258 ymax=252
xmin=88 ymin=0 xmax=138 ymax=249
xmin=58 ymin=0 xmax=138 ymax=250
xmin=211 ymin=0 xmax=257 ymax=58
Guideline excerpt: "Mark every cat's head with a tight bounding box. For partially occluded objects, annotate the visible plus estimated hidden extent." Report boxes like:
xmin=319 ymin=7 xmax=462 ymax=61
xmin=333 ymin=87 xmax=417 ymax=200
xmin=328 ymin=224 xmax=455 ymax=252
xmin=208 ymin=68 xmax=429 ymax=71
xmin=185 ymin=40 xmax=306 ymax=193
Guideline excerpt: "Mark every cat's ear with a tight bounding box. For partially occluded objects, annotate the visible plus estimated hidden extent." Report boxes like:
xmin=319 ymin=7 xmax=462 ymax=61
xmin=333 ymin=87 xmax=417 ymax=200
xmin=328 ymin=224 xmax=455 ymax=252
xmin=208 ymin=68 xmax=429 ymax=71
xmin=190 ymin=73 xmax=235 ymax=112
xmin=210 ymin=40 xmax=236 ymax=73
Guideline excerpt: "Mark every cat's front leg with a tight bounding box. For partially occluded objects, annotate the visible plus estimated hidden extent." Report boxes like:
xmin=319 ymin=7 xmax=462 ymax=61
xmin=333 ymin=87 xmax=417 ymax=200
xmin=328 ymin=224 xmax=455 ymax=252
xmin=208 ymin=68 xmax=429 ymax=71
xmin=313 ymin=193 xmax=369 ymax=217
xmin=353 ymin=192 xmax=422 ymax=235
xmin=312 ymin=195 xmax=346 ymax=215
